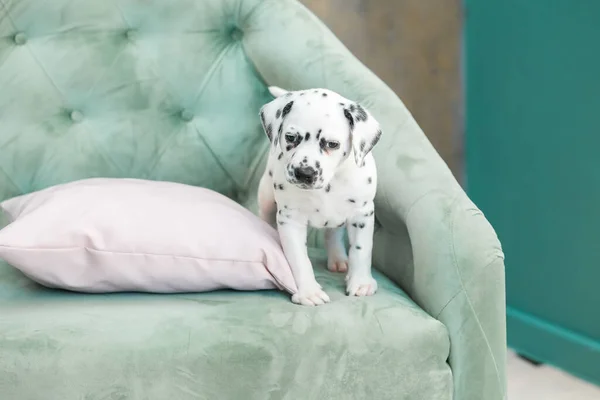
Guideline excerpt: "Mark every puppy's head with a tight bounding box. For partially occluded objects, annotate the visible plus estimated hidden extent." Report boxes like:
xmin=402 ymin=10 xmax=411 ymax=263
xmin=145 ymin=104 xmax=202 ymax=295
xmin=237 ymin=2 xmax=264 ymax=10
xmin=259 ymin=87 xmax=381 ymax=190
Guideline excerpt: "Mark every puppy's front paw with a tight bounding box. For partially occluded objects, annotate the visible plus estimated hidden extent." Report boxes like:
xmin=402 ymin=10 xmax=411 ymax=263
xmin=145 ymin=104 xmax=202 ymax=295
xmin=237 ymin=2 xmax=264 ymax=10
xmin=291 ymin=284 xmax=330 ymax=306
xmin=346 ymin=274 xmax=378 ymax=297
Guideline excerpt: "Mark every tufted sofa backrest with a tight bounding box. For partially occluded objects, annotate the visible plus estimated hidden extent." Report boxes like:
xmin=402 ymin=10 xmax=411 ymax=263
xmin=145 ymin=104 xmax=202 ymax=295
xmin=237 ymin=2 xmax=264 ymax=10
xmin=1 ymin=0 xmax=457 ymax=228
xmin=0 ymin=0 xmax=275 ymax=206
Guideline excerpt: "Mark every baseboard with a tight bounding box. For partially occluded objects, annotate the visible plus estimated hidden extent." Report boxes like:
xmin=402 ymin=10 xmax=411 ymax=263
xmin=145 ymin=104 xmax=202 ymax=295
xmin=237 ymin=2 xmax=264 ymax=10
xmin=507 ymin=306 xmax=600 ymax=386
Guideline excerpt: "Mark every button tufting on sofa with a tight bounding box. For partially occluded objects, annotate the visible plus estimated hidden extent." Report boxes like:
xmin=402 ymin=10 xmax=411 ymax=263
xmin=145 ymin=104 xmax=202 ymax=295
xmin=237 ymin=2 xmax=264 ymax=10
xmin=69 ymin=110 xmax=84 ymax=123
xmin=125 ymin=29 xmax=137 ymax=41
xmin=229 ymin=26 xmax=243 ymax=41
xmin=179 ymin=109 xmax=194 ymax=122
xmin=13 ymin=32 xmax=27 ymax=45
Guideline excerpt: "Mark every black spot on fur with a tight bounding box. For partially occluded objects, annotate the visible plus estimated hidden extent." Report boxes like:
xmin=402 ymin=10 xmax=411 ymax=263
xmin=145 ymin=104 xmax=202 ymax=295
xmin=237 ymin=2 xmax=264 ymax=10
xmin=338 ymin=222 xmax=345 ymax=227
xmin=278 ymin=152 xmax=283 ymax=160
xmin=268 ymin=170 xmax=272 ymax=177
xmin=300 ymin=92 xmax=305 ymax=96
xmin=266 ymin=123 xmax=273 ymax=139
xmin=324 ymin=221 xmax=329 ymax=226
xmin=278 ymin=184 xmax=284 ymax=190
xmin=348 ymin=199 xmax=356 ymax=203
xmin=278 ymin=220 xmax=285 ymax=225
xmin=360 ymin=141 xmax=366 ymax=151
xmin=355 ymin=245 xmax=362 ymax=250
xmin=315 ymin=209 xmax=320 ymax=213
xmin=368 ymin=177 xmax=372 ymax=184
xmin=372 ymin=129 xmax=382 ymax=147
xmin=284 ymin=92 xmax=292 ymax=98
xmin=275 ymin=109 xmax=281 ymax=119
xmin=344 ymin=109 xmax=354 ymax=131
xmin=315 ymin=161 xmax=320 ymax=168
xmin=355 ymin=104 xmax=368 ymax=121
xmin=281 ymin=101 xmax=294 ymax=118
xmin=358 ymin=223 xmax=365 ymax=229
xmin=322 ymin=93 xmax=327 ymax=97
xmin=343 ymin=152 xmax=347 ymax=157
xmin=363 ymin=201 xmax=367 ymax=206
xmin=314 ymin=90 xmax=318 ymax=94
xmin=348 ymin=104 xmax=356 ymax=112
xmin=305 ymin=132 xmax=310 ymax=141
xmin=316 ymin=129 xmax=322 ymax=139
xmin=286 ymin=145 xmax=293 ymax=151
xmin=273 ymin=183 xmax=277 ymax=189
xmin=284 ymin=205 xmax=288 ymax=209
xmin=352 ymin=223 xmax=357 ymax=228
xmin=325 ymin=184 xmax=331 ymax=192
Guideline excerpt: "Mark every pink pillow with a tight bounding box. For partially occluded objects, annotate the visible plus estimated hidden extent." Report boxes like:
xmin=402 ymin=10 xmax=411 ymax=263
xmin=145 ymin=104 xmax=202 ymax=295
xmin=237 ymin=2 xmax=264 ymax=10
xmin=0 ymin=178 xmax=297 ymax=294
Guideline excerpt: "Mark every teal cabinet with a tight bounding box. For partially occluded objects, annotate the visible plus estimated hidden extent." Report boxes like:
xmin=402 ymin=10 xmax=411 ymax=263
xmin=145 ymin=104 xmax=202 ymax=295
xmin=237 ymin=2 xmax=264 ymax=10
xmin=465 ymin=0 xmax=600 ymax=384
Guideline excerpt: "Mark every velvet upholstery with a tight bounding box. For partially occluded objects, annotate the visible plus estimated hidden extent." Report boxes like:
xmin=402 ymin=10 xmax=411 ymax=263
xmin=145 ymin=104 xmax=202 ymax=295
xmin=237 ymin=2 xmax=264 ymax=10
xmin=0 ymin=0 xmax=506 ymax=399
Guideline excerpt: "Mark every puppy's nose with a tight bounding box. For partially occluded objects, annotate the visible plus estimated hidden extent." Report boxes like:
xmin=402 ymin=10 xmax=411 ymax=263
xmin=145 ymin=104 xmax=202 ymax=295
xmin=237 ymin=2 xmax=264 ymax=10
xmin=294 ymin=166 xmax=317 ymax=183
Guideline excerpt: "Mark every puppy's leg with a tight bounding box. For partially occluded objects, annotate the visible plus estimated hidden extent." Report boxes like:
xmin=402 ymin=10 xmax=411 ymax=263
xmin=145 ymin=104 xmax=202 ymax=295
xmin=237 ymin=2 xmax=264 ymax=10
xmin=345 ymin=204 xmax=378 ymax=297
xmin=325 ymin=227 xmax=348 ymax=273
xmin=257 ymin=171 xmax=277 ymax=227
xmin=278 ymin=219 xmax=330 ymax=306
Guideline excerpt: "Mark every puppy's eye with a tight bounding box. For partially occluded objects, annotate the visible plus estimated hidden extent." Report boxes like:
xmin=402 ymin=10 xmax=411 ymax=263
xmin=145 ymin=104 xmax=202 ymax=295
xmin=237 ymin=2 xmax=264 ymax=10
xmin=285 ymin=133 xmax=298 ymax=143
xmin=326 ymin=141 xmax=340 ymax=150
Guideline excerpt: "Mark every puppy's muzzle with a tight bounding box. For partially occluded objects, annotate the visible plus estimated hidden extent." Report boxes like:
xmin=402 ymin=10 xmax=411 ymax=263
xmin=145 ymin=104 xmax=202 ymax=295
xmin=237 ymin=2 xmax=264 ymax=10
xmin=294 ymin=166 xmax=317 ymax=185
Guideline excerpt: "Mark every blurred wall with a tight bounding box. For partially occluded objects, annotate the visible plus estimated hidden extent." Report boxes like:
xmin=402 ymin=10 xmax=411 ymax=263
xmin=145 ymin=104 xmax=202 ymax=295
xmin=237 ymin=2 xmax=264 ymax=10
xmin=300 ymin=0 xmax=464 ymax=180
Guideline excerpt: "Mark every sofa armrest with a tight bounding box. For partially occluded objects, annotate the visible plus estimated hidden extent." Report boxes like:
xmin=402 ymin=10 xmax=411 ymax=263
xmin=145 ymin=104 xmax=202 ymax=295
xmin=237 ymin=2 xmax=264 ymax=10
xmin=374 ymin=185 xmax=506 ymax=400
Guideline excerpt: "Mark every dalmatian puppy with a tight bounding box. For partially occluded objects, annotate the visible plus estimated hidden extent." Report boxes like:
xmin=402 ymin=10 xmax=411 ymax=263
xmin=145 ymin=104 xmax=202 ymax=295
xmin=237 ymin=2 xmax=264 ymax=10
xmin=257 ymin=86 xmax=382 ymax=306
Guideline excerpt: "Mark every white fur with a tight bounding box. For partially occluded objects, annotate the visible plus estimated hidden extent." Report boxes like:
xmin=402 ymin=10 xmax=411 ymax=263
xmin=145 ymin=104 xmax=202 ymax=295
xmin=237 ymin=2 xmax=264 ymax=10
xmin=258 ymin=87 xmax=382 ymax=306
xmin=268 ymin=86 xmax=289 ymax=98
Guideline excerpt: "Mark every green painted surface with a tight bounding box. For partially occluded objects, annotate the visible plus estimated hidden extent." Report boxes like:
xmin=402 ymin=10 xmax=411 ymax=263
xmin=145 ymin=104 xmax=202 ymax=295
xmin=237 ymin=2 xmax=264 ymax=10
xmin=465 ymin=0 xmax=600 ymax=384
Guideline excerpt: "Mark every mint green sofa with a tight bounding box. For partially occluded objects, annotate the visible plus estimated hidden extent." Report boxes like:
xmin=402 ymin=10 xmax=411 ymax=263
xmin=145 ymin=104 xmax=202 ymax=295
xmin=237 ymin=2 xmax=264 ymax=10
xmin=0 ymin=1 xmax=506 ymax=399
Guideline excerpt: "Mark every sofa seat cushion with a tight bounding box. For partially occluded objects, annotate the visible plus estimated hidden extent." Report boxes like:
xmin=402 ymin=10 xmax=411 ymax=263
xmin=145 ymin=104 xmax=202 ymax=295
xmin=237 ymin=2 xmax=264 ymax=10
xmin=0 ymin=250 xmax=452 ymax=400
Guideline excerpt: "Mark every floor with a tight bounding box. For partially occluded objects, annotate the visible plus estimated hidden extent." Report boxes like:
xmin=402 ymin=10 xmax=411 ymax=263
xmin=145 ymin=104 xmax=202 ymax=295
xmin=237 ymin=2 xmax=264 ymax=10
xmin=508 ymin=351 xmax=600 ymax=399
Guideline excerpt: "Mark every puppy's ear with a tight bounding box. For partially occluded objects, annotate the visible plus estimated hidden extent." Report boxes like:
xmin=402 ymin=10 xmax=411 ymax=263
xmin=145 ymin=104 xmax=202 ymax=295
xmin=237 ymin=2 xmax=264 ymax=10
xmin=259 ymin=91 xmax=295 ymax=145
xmin=343 ymin=103 xmax=382 ymax=166
xmin=268 ymin=86 xmax=289 ymax=98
